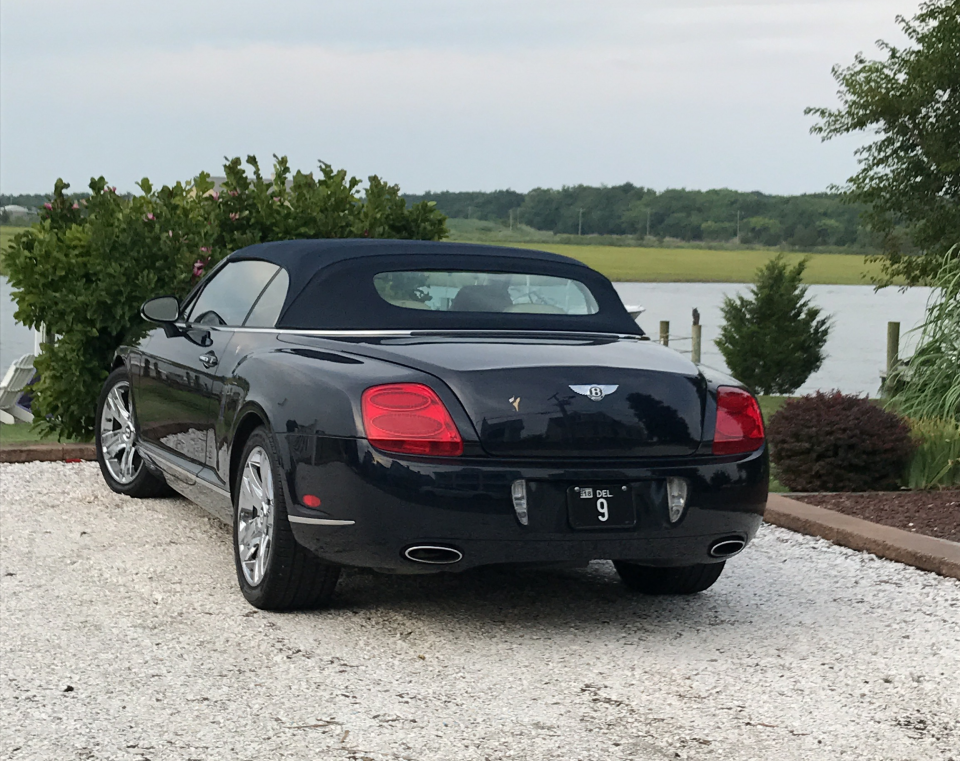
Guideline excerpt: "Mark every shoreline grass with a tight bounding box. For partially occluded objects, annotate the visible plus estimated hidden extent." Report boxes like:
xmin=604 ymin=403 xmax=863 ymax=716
xmin=484 ymin=242 xmax=888 ymax=285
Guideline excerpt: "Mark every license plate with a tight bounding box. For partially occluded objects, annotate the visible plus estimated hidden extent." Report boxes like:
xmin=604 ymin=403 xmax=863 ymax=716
xmin=567 ymin=484 xmax=636 ymax=530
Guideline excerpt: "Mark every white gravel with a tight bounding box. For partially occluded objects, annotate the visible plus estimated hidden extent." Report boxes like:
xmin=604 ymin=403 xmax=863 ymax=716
xmin=2 ymin=461 xmax=958 ymax=761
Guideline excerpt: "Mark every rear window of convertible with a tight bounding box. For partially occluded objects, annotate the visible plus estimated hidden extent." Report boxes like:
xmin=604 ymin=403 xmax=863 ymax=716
xmin=373 ymin=271 xmax=600 ymax=315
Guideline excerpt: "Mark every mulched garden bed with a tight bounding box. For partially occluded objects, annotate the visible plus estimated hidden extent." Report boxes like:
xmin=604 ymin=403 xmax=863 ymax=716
xmin=796 ymin=490 xmax=960 ymax=543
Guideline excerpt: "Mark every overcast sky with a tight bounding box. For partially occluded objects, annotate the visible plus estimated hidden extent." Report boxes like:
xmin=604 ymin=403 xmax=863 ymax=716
xmin=0 ymin=0 xmax=919 ymax=196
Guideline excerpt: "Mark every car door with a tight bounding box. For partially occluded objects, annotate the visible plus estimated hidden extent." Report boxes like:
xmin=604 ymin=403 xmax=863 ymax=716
xmin=134 ymin=259 xmax=282 ymax=466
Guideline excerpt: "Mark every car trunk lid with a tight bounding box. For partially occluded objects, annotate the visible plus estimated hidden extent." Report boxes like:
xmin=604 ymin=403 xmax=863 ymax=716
xmin=308 ymin=333 xmax=705 ymax=458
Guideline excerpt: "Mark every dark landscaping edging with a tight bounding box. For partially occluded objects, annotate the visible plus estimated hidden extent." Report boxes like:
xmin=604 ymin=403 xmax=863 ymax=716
xmin=0 ymin=443 xmax=95 ymax=463
xmin=765 ymin=494 xmax=960 ymax=581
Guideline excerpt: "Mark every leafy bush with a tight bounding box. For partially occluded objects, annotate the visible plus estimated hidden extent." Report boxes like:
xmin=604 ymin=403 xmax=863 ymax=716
xmin=767 ymin=392 xmax=915 ymax=491
xmin=905 ymin=417 xmax=960 ymax=490
xmin=889 ymin=247 xmax=960 ymax=422
xmin=4 ymin=155 xmax=447 ymax=440
xmin=716 ymin=254 xmax=831 ymax=395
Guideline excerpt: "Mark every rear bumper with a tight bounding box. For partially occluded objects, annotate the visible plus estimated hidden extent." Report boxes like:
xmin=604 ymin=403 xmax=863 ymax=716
xmin=277 ymin=435 xmax=768 ymax=573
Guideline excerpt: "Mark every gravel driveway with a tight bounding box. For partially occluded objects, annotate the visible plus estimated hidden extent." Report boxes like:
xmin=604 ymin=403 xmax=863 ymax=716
xmin=2 ymin=461 xmax=958 ymax=761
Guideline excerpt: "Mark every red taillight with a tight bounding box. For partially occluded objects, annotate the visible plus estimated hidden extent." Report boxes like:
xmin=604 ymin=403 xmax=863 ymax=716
xmin=361 ymin=383 xmax=463 ymax=457
xmin=713 ymin=386 xmax=765 ymax=455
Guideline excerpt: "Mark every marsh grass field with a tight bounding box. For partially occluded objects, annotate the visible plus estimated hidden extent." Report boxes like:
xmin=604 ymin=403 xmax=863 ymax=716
xmin=444 ymin=217 xmax=889 ymax=284
xmin=514 ymin=243 xmax=885 ymax=284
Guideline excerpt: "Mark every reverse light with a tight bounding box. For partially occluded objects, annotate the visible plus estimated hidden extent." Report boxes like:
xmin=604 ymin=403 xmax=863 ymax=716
xmin=361 ymin=383 xmax=463 ymax=457
xmin=713 ymin=387 xmax=765 ymax=455
xmin=665 ymin=477 xmax=689 ymax=523
xmin=511 ymin=479 xmax=529 ymax=525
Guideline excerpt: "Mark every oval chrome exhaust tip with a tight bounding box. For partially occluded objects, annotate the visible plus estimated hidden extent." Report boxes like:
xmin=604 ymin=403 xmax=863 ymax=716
xmin=709 ymin=537 xmax=746 ymax=558
xmin=403 ymin=545 xmax=463 ymax=565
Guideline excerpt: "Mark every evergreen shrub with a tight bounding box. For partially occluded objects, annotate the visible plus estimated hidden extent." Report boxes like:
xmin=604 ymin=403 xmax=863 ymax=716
xmin=767 ymin=392 xmax=915 ymax=491
xmin=716 ymin=254 xmax=830 ymax=395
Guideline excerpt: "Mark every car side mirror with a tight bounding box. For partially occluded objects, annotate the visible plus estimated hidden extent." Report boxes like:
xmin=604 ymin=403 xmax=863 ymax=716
xmin=141 ymin=296 xmax=181 ymax=323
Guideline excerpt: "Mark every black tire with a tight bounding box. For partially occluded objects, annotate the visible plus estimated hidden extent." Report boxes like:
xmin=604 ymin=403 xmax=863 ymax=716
xmin=613 ymin=560 xmax=725 ymax=595
xmin=233 ymin=427 xmax=340 ymax=610
xmin=95 ymin=367 xmax=170 ymax=498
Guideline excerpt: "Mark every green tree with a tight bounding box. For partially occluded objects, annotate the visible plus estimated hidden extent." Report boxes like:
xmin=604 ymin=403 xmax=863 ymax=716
xmin=740 ymin=217 xmax=783 ymax=247
xmin=806 ymin=0 xmax=960 ymax=285
xmin=716 ymin=255 xmax=831 ymax=394
xmin=700 ymin=221 xmax=736 ymax=241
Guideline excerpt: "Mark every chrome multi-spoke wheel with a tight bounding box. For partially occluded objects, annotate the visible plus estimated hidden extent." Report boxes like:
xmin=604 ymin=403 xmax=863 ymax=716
xmin=232 ymin=428 xmax=341 ymax=610
xmin=236 ymin=446 xmax=275 ymax=586
xmin=99 ymin=380 xmax=142 ymax=484
xmin=95 ymin=367 xmax=168 ymax=498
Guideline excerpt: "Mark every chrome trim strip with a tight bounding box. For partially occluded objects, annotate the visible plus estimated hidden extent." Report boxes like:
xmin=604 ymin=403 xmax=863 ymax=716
xmin=288 ymin=516 xmax=356 ymax=526
xmin=177 ymin=323 xmax=641 ymax=340
xmin=198 ymin=478 xmax=232 ymax=499
xmin=140 ymin=443 xmax=231 ymax=498
xmin=276 ymin=329 xmax=640 ymax=340
xmin=274 ymin=329 xmax=415 ymax=337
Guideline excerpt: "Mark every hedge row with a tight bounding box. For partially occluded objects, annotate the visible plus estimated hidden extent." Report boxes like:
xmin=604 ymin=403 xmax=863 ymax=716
xmin=4 ymin=156 xmax=447 ymax=440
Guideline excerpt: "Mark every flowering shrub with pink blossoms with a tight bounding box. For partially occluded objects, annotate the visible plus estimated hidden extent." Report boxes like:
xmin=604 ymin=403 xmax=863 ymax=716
xmin=4 ymin=155 xmax=447 ymax=439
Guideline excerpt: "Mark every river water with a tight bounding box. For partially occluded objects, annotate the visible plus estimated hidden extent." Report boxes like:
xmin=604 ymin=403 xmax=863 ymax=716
xmin=0 ymin=276 xmax=933 ymax=397
xmin=614 ymin=282 xmax=932 ymax=396
xmin=1 ymin=276 xmax=36 ymax=374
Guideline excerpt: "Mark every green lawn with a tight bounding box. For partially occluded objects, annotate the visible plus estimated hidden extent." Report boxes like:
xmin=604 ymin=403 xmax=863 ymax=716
xmin=758 ymin=395 xmax=792 ymax=422
xmin=0 ymin=422 xmax=87 ymax=446
xmin=505 ymin=243 xmax=885 ymax=284
xmin=758 ymin=395 xmax=793 ymax=492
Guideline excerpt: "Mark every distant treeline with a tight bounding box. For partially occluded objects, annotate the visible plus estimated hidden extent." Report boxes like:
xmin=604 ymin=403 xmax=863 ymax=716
xmin=404 ymin=185 xmax=872 ymax=249
xmin=6 ymin=187 xmax=872 ymax=250
xmin=0 ymin=193 xmax=49 ymax=210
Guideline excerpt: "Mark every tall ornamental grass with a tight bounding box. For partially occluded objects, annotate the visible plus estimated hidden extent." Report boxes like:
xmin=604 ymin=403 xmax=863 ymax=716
xmin=905 ymin=417 xmax=960 ymax=490
xmin=891 ymin=247 xmax=960 ymax=422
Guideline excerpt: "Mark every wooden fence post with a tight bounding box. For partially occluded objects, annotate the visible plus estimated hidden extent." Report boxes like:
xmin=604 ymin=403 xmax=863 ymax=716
xmin=887 ymin=321 xmax=900 ymax=379
xmin=659 ymin=321 xmax=670 ymax=347
xmin=691 ymin=324 xmax=702 ymax=364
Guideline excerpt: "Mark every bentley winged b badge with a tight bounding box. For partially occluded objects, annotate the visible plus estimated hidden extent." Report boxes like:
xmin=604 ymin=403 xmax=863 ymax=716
xmin=569 ymin=384 xmax=619 ymax=401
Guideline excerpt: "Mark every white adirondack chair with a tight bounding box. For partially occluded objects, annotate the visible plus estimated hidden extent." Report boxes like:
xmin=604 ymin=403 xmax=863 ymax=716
xmin=0 ymin=354 xmax=36 ymax=425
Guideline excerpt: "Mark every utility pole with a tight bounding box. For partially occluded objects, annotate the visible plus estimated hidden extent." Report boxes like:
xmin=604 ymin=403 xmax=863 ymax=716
xmin=646 ymin=208 xmax=651 ymax=238
xmin=578 ymin=208 xmax=584 ymax=236
xmin=736 ymin=210 xmax=741 ymax=243
xmin=467 ymin=206 xmax=472 ymax=220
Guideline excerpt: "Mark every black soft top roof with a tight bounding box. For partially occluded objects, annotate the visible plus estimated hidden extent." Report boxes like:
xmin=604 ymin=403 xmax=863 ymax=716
xmin=229 ymin=239 xmax=585 ymax=280
xmin=225 ymin=239 xmax=642 ymax=335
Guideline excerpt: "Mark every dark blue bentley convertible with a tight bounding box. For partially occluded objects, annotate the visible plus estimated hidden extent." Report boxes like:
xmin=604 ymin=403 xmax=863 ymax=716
xmin=96 ymin=240 xmax=767 ymax=609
